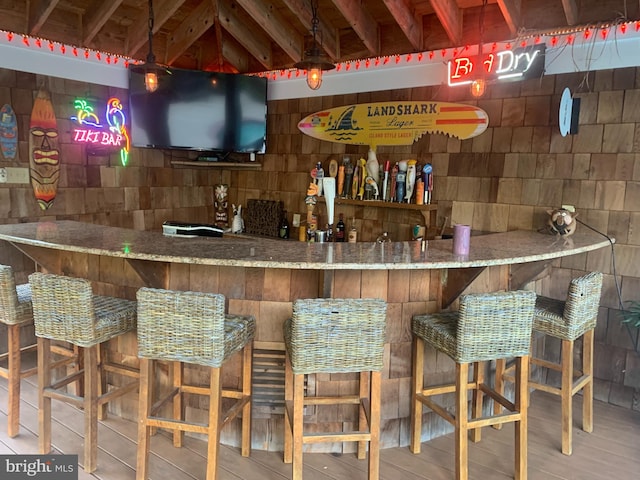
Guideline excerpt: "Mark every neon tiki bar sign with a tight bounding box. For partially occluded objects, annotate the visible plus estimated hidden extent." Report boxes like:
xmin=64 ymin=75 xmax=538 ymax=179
xmin=71 ymin=97 xmax=130 ymax=165
xmin=447 ymin=44 xmax=545 ymax=88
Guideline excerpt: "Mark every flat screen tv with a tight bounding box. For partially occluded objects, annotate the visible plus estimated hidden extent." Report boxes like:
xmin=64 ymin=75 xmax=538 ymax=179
xmin=128 ymin=67 xmax=267 ymax=153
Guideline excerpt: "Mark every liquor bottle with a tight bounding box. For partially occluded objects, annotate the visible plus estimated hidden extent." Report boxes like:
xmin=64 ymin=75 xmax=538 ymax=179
xmin=336 ymin=214 xmax=346 ymax=242
xmin=348 ymin=220 xmax=358 ymax=243
xmin=279 ymin=211 xmax=290 ymax=239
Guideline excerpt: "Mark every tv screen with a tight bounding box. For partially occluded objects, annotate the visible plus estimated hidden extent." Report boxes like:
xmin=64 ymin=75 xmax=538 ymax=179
xmin=128 ymin=67 xmax=267 ymax=153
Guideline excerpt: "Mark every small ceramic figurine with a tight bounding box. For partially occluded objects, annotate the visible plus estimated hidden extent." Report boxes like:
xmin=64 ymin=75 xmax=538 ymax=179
xmin=547 ymin=207 xmax=578 ymax=236
xmin=232 ymin=204 xmax=244 ymax=233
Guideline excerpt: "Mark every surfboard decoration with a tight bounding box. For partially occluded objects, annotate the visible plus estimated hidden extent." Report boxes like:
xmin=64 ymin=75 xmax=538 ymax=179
xmin=29 ymin=88 xmax=60 ymax=210
xmin=298 ymin=101 xmax=489 ymax=149
xmin=0 ymin=104 xmax=18 ymax=160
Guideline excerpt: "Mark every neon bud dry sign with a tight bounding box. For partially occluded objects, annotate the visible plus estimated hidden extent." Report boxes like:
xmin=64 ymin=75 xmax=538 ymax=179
xmin=447 ymin=44 xmax=545 ymax=88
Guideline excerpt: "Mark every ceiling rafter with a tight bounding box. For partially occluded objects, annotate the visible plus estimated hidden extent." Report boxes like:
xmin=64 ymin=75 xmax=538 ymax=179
xmin=212 ymin=0 xmax=224 ymax=70
xmin=429 ymin=0 xmax=462 ymax=46
xmin=126 ymin=0 xmax=187 ymax=58
xmin=28 ymin=0 xmax=61 ymax=35
xmin=234 ymin=0 xmax=304 ymax=63
xmin=382 ymin=0 xmax=423 ymax=51
xmin=497 ymin=0 xmax=521 ymax=35
xmin=83 ymin=0 xmax=125 ymax=45
xmin=331 ymin=0 xmax=380 ymax=56
xmin=281 ymin=0 xmax=339 ymax=61
xmin=218 ymin=0 xmax=273 ymax=70
xmin=166 ymin=0 xmax=216 ymax=64
xmin=561 ymin=0 xmax=579 ymax=25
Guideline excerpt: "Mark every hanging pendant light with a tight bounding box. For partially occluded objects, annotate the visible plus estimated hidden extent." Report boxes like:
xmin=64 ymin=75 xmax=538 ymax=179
xmin=294 ymin=0 xmax=335 ymax=90
xmin=471 ymin=0 xmax=489 ymax=98
xmin=131 ymin=0 xmax=166 ymax=92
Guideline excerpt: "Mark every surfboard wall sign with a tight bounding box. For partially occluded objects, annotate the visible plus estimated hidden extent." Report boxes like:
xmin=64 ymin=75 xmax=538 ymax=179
xmin=29 ymin=88 xmax=60 ymax=210
xmin=298 ymin=101 xmax=489 ymax=149
xmin=0 ymin=103 xmax=18 ymax=160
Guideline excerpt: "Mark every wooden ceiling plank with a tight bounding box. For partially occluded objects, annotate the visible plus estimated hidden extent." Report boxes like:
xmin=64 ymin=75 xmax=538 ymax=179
xmin=382 ymin=0 xmax=423 ymax=51
xmin=166 ymin=1 xmax=216 ymax=64
xmin=218 ymin=0 xmax=273 ymax=69
xmin=83 ymin=0 xmax=125 ymax=45
xmin=561 ymin=0 xmax=579 ymax=25
xmin=234 ymin=0 xmax=304 ymax=63
xmin=496 ymin=0 xmax=521 ymax=35
xmin=429 ymin=0 xmax=462 ymax=46
xmin=281 ymin=0 xmax=339 ymax=60
xmin=331 ymin=0 xmax=379 ymax=56
xmin=126 ymin=0 xmax=187 ymax=59
xmin=28 ymin=0 xmax=61 ymax=35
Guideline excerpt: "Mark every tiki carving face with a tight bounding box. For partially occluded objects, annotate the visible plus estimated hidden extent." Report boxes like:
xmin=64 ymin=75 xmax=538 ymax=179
xmin=214 ymin=184 xmax=229 ymax=227
xmin=29 ymin=88 xmax=60 ymax=210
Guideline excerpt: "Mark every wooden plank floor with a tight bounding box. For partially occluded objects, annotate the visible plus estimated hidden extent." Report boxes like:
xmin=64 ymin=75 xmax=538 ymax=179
xmin=0 ymin=376 xmax=638 ymax=480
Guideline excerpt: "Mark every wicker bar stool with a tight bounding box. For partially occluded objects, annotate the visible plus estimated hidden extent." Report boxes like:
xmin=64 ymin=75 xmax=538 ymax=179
xmin=283 ymin=298 xmax=387 ymax=480
xmin=497 ymin=271 xmax=603 ymax=456
xmin=136 ymin=287 xmax=255 ymax=480
xmin=411 ymin=290 xmax=536 ymax=480
xmin=0 ymin=264 xmax=38 ymax=437
xmin=28 ymin=272 xmax=138 ymax=473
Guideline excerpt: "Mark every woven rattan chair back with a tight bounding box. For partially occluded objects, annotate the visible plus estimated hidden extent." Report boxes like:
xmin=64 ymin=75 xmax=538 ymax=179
xmin=561 ymin=271 xmax=603 ymax=333
xmin=137 ymin=287 xmax=235 ymax=368
xmin=29 ymin=272 xmax=137 ymax=348
xmin=0 ymin=264 xmax=32 ymax=326
xmin=285 ymin=298 xmax=387 ymax=375
xmin=29 ymin=272 xmax=99 ymax=345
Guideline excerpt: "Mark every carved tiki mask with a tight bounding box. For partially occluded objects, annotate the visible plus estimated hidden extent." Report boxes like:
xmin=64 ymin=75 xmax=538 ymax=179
xmin=29 ymin=88 xmax=60 ymax=210
xmin=214 ymin=184 xmax=229 ymax=228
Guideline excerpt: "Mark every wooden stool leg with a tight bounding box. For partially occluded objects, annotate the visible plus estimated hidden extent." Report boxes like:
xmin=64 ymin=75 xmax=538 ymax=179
xmin=136 ymin=358 xmax=154 ymax=480
xmin=470 ymin=361 xmax=484 ymax=443
xmin=493 ymin=358 xmax=506 ymax=430
xmin=241 ymin=342 xmax=253 ymax=457
xmin=136 ymin=358 xmax=153 ymax=480
xmin=582 ymin=329 xmax=594 ymax=434
xmin=561 ymin=339 xmax=574 ymax=455
xmin=38 ymin=337 xmax=52 ymax=455
xmin=283 ymin=354 xmax=293 ymax=464
xmin=357 ymin=370 xmax=370 ymax=459
xmin=84 ymin=345 xmax=99 ymax=473
xmin=173 ymin=361 xmax=184 ymax=447
xmin=455 ymin=362 xmax=469 ymax=480
xmin=205 ymin=367 xmax=222 ymax=480
xmin=292 ymin=372 xmax=305 ymax=480
xmin=7 ymin=324 xmax=21 ymax=437
xmin=515 ymin=355 xmax=529 ymax=480
xmin=97 ymin=343 xmax=108 ymax=421
xmin=410 ymin=335 xmax=424 ymax=453
xmin=368 ymin=370 xmax=381 ymax=480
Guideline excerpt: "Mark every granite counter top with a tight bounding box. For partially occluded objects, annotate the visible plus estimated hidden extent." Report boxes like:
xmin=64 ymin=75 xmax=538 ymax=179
xmin=0 ymin=221 xmax=612 ymax=270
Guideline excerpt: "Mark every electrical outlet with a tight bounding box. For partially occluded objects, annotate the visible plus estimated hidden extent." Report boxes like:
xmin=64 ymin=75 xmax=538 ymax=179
xmin=0 ymin=168 xmax=6 ymax=183
xmin=292 ymin=213 xmax=301 ymax=227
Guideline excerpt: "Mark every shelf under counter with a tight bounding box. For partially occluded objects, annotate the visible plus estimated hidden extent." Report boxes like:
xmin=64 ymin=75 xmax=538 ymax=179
xmin=317 ymin=196 xmax=437 ymax=226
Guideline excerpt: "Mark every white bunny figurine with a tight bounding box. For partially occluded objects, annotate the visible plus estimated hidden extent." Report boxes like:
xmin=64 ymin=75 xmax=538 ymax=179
xmin=232 ymin=204 xmax=244 ymax=233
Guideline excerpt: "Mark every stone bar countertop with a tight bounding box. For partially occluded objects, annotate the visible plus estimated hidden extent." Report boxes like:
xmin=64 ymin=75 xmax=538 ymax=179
xmin=0 ymin=220 xmax=613 ymax=270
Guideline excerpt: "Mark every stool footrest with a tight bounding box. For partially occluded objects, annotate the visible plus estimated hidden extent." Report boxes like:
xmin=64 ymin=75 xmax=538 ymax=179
xmin=303 ymin=431 xmax=372 ymax=444
xmin=304 ymin=394 xmax=361 ymax=405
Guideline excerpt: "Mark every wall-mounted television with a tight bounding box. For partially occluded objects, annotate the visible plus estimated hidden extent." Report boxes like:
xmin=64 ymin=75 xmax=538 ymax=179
xmin=128 ymin=67 xmax=267 ymax=153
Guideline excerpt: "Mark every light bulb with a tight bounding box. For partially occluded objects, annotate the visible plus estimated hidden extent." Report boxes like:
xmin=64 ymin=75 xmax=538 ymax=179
xmin=145 ymin=71 xmax=159 ymax=92
xmin=307 ymin=68 xmax=322 ymax=90
xmin=470 ymin=78 xmax=486 ymax=97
